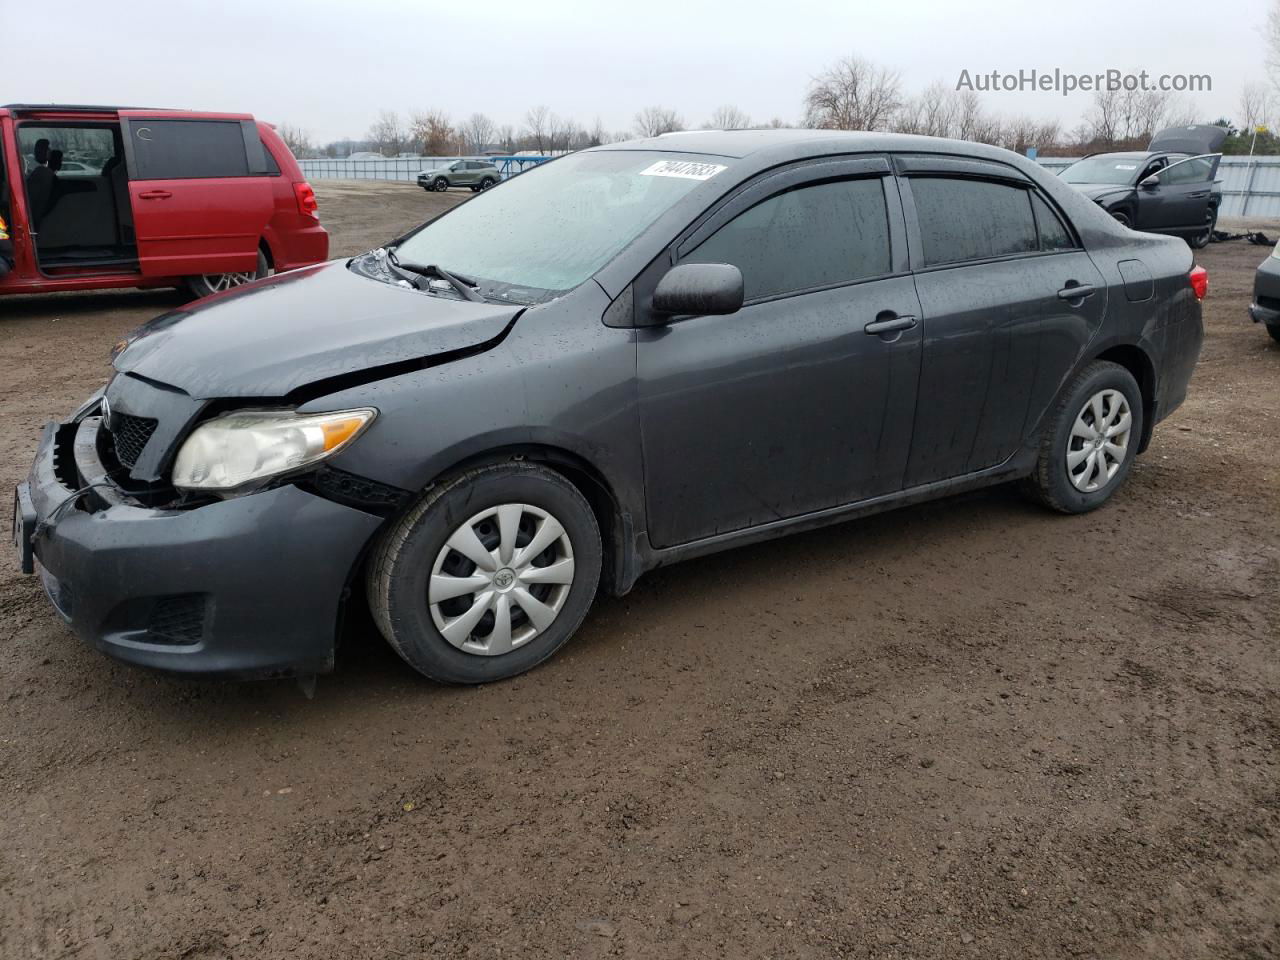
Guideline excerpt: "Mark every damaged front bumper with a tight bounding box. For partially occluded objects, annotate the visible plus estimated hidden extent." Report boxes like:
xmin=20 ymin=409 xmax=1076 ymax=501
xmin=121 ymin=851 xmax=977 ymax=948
xmin=14 ymin=413 xmax=383 ymax=679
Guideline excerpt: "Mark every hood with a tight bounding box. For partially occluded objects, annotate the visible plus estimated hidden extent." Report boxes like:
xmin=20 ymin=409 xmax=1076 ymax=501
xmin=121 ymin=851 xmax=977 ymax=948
xmin=1148 ymin=124 xmax=1228 ymax=155
xmin=113 ymin=259 xmax=521 ymax=399
xmin=1072 ymin=183 xmax=1136 ymax=204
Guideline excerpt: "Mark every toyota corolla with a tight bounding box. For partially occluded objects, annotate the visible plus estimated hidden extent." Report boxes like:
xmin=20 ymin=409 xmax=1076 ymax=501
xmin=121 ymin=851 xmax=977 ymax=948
xmin=13 ymin=130 xmax=1206 ymax=684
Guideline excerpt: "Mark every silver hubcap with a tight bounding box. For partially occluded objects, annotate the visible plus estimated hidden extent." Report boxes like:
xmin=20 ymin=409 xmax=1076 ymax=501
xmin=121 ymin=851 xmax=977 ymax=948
xmin=202 ymin=271 xmax=254 ymax=293
xmin=1067 ymin=389 xmax=1132 ymax=492
xmin=428 ymin=503 xmax=575 ymax=656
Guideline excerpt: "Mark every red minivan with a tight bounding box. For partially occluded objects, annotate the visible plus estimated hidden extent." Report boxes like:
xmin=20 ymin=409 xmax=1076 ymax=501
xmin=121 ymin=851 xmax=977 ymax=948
xmin=0 ymin=104 xmax=328 ymax=298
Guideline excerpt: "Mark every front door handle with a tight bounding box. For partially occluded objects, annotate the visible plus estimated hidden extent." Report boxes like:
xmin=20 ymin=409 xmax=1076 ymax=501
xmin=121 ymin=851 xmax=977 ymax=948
xmin=1057 ymin=282 xmax=1097 ymax=301
xmin=864 ymin=314 xmax=918 ymax=336
xmin=137 ymin=190 xmax=172 ymax=200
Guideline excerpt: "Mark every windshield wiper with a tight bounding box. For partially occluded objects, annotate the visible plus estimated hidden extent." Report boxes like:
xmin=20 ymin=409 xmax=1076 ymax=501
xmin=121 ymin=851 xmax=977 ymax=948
xmin=385 ymin=249 xmax=485 ymax=303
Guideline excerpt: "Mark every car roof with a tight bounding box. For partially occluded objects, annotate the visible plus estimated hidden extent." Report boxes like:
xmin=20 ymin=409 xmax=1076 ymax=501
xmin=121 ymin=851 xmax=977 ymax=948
xmin=590 ymin=128 xmax=1037 ymax=163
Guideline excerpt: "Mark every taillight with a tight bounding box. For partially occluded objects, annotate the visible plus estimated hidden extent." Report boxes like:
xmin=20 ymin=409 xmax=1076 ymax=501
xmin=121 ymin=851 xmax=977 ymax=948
xmin=293 ymin=182 xmax=318 ymax=220
xmin=1189 ymin=265 xmax=1208 ymax=301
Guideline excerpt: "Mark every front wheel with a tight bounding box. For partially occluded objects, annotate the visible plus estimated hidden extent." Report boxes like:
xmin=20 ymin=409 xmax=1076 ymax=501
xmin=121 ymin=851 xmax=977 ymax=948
xmin=184 ymin=249 xmax=268 ymax=299
xmin=1022 ymin=360 xmax=1144 ymax=514
xmin=1188 ymin=208 xmax=1217 ymax=249
xmin=1110 ymin=209 xmax=1133 ymax=229
xmin=1267 ymin=324 xmax=1280 ymax=343
xmin=433 ymin=177 xmax=449 ymax=192
xmin=368 ymin=462 xmax=602 ymax=684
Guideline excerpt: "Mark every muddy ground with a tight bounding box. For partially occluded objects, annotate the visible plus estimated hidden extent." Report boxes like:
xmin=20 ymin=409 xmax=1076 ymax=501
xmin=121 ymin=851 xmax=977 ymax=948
xmin=0 ymin=183 xmax=1277 ymax=959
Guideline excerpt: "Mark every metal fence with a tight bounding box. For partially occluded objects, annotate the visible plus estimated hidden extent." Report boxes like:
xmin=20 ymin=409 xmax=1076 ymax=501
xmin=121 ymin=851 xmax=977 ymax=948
xmin=302 ymin=153 xmax=1280 ymax=220
xmin=1040 ymin=156 xmax=1280 ymax=219
xmin=299 ymin=155 xmax=551 ymax=184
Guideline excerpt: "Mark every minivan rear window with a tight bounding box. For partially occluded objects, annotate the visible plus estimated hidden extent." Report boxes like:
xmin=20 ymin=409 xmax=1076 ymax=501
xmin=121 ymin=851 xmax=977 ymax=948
xmin=911 ymin=177 xmax=1038 ymax=266
xmin=128 ymin=119 xmax=249 ymax=180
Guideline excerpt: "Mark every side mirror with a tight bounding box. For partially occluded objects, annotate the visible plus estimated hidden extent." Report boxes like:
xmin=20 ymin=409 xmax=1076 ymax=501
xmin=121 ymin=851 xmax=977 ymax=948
xmin=1140 ymin=175 xmax=1160 ymax=190
xmin=651 ymin=263 xmax=744 ymax=318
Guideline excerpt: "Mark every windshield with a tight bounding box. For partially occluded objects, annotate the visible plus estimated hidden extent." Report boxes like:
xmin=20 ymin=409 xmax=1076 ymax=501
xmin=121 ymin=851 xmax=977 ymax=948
xmin=1060 ymin=156 xmax=1144 ymax=185
xmin=393 ymin=150 xmax=730 ymax=301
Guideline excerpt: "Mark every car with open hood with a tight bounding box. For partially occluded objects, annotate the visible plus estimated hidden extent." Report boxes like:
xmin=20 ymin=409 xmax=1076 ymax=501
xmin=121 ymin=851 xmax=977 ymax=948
xmin=1058 ymin=124 xmax=1226 ymax=248
xmin=14 ymin=130 xmax=1206 ymax=685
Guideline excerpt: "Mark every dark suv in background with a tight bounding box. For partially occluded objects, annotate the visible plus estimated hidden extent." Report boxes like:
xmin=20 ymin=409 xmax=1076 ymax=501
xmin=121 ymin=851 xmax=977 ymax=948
xmin=15 ymin=131 xmax=1205 ymax=686
xmin=1058 ymin=125 xmax=1226 ymax=248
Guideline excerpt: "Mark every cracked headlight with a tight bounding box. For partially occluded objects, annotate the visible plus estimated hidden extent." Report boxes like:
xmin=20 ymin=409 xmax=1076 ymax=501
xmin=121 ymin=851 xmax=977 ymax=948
xmin=172 ymin=407 xmax=377 ymax=493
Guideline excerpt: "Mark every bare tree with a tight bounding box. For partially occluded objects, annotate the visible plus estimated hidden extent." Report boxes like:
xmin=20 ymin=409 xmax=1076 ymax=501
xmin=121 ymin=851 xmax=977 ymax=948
xmin=1268 ymin=0 xmax=1280 ymax=88
xmin=275 ymin=123 xmax=315 ymax=158
xmin=495 ymin=124 xmax=517 ymax=153
xmin=763 ymin=117 xmax=792 ymax=129
xmin=462 ymin=113 xmax=496 ymax=153
xmin=704 ymin=105 xmax=751 ymax=130
xmin=803 ymin=55 xmax=902 ymax=131
xmin=1241 ymin=81 xmax=1275 ymax=133
xmin=634 ymin=106 xmax=684 ymax=137
xmin=367 ymin=110 xmax=407 ymax=157
xmin=524 ymin=106 xmax=553 ymax=153
xmin=410 ymin=110 xmax=456 ymax=156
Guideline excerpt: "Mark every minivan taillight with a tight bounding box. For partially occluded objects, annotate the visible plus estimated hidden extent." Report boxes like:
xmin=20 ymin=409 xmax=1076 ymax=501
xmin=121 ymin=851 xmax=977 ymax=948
xmin=293 ymin=182 xmax=318 ymax=220
xmin=1189 ymin=265 xmax=1208 ymax=301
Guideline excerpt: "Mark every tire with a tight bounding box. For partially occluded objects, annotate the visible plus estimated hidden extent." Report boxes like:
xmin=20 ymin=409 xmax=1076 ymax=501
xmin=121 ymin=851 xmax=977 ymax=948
xmin=184 ymin=249 xmax=269 ymax=299
xmin=1110 ymin=209 xmax=1133 ymax=229
xmin=433 ymin=177 xmax=449 ymax=192
xmin=469 ymin=185 xmax=479 ymax=193
xmin=479 ymin=177 xmax=496 ymax=191
xmin=1187 ymin=208 xmax=1217 ymax=249
xmin=368 ymin=462 xmax=602 ymax=684
xmin=1021 ymin=360 xmax=1144 ymax=514
xmin=1267 ymin=324 xmax=1280 ymax=343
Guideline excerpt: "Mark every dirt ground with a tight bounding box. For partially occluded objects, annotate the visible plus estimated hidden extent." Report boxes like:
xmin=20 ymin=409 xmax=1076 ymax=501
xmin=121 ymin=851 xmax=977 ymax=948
xmin=0 ymin=183 xmax=1277 ymax=960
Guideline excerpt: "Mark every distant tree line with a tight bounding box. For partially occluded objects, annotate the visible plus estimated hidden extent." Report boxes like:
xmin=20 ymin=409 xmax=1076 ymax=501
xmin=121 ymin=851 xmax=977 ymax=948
xmin=275 ymin=22 xmax=1280 ymax=162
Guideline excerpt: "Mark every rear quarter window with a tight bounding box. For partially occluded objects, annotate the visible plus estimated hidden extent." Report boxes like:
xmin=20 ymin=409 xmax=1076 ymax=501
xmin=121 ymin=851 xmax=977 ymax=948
xmin=128 ymin=119 xmax=249 ymax=179
xmin=911 ymin=177 xmax=1037 ymax=266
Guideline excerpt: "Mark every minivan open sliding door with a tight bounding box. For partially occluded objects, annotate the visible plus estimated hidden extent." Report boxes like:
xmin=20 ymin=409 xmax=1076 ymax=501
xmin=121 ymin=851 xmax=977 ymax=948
xmin=119 ymin=112 xmax=273 ymax=279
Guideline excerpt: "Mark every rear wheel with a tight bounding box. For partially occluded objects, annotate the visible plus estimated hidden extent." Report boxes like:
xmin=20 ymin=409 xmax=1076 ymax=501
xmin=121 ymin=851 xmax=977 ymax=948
xmin=479 ymin=176 xmax=497 ymax=190
xmin=368 ymin=462 xmax=602 ymax=684
xmin=1022 ymin=361 xmax=1144 ymax=514
xmin=184 ymin=249 xmax=269 ymax=299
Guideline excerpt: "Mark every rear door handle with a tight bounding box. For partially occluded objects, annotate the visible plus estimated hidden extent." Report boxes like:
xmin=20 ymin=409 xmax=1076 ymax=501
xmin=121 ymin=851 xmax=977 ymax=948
xmin=137 ymin=190 xmax=172 ymax=200
xmin=1188 ymin=191 xmax=1209 ymax=199
xmin=1057 ymin=283 xmax=1097 ymax=301
xmin=864 ymin=314 xmax=918 ymax=336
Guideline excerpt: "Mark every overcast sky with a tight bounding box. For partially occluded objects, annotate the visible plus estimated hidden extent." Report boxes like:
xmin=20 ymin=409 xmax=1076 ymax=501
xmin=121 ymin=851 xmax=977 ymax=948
xmin=4 ymin=0 xmax=1267 ymax=143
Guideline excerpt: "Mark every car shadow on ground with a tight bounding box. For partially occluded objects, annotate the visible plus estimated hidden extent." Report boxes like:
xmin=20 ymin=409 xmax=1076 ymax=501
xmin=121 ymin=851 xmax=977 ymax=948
xmin=0 ymin=288 xmax=187 ymax=321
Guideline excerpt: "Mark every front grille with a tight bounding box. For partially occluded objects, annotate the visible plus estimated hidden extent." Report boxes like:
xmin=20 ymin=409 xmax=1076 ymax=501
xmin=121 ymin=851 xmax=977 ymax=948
xmin=147 ymin=595 xmax=206 ymax=646
xmin=111 ymin=414 xmax=157 ymax=468
xmin=1257 ymin=294 xmax=1280 ymax=311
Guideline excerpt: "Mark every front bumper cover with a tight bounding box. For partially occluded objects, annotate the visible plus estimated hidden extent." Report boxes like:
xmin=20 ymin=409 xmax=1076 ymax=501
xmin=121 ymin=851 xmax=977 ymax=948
xmin=17 ymin=416 xmax=383 ymax=679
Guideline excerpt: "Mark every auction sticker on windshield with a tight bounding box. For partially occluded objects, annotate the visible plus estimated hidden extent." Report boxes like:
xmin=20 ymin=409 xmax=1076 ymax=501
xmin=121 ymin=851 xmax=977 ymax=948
xmin=639 ymin=160 xmax=728 ymax=180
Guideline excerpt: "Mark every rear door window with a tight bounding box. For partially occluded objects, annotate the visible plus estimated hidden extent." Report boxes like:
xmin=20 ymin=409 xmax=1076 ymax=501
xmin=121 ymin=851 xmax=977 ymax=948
xmin=910 ymin=177 xmax=1037 ymax=266
xmin=127 ymin=119 xmax=249 ymax=179
xmin=1030 ymin=193 xmax=1075 ymax=251
xmin=683 ymin=177 xmax=891 ymax=301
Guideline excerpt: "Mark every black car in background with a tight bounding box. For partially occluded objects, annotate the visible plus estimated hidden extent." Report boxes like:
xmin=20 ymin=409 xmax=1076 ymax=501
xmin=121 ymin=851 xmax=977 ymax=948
xmin=1059 ymin=125 xmax=1227 ymax=248
xmin=15 ymin=130 xmax=1207 ymax=686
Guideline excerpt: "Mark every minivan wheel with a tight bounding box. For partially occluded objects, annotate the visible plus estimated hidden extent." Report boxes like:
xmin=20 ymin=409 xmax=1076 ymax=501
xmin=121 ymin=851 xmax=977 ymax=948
xmin=368 ymin=462 xmax=602 ymax=684
xmin=185 ymin=250 xmax=269 ymax=299
xmin=433 ymin=177 xmax=449 ymax=192
xmin=1022 ymin=360 xmax=1144 ymax=514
